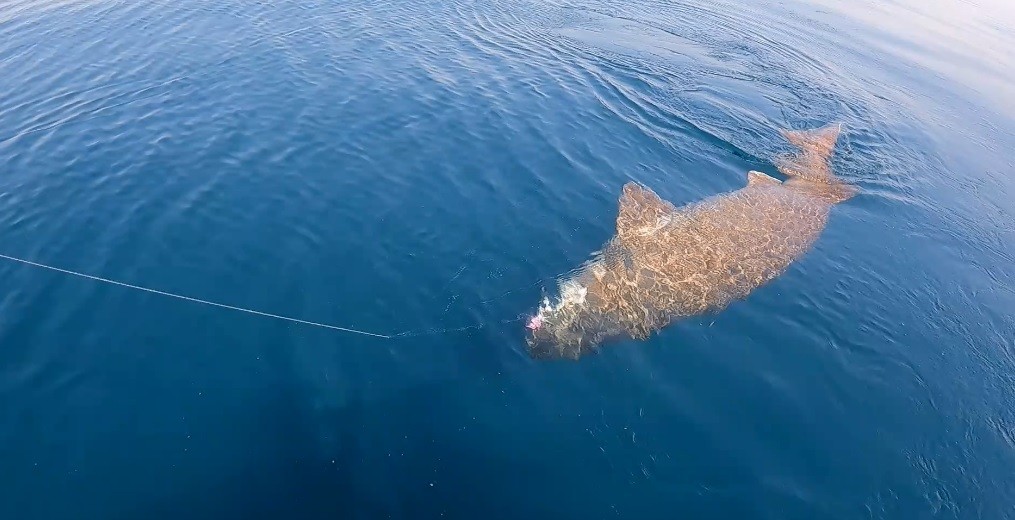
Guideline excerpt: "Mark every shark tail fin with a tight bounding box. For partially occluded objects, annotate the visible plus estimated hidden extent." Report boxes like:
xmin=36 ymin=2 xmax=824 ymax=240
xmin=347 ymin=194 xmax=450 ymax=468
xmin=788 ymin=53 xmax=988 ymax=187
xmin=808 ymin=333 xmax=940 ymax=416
xmin=777 ymin=123 xmax=856 ymax=202
xmin=781 ymin=123 xmax=841 ymax=162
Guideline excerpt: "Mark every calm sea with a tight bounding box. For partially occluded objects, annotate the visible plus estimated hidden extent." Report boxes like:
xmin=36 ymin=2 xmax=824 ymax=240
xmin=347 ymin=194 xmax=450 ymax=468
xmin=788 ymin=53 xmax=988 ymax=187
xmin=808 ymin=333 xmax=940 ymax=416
xmin=1 ymin=0 xmax=1012 ymax=518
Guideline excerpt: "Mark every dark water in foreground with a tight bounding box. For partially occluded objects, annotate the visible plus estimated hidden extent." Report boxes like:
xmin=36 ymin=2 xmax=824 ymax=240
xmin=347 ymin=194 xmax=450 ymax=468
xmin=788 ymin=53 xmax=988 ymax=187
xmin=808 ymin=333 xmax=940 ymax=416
xmin=1 ymin=0 xmax=1013 ymax=518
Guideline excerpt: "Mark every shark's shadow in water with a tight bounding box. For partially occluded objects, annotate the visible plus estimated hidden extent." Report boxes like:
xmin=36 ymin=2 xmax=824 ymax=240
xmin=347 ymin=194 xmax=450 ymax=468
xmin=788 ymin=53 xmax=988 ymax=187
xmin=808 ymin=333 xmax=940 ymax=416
xmin=527 ymin=124 xmax=854 ymax=359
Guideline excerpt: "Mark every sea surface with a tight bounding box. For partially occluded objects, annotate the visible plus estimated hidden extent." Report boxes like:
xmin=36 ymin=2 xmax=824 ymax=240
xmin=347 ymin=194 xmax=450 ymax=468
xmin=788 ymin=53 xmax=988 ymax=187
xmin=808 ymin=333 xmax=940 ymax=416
xmin=1 ymin=0 xmax=1013 ymax=518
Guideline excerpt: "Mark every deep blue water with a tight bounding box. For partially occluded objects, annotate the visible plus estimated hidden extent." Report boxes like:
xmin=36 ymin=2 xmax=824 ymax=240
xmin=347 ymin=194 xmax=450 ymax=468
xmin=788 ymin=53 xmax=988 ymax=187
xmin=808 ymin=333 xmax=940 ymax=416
xmin=1 ymin=0 xmax=1013 ymax=518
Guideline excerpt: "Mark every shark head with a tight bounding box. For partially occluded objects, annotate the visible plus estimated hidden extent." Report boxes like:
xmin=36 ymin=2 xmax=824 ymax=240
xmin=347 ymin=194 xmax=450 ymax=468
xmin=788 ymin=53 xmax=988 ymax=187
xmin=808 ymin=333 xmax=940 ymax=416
xmin=525 ymin=279 xmax=594 ymax=359
xmin=526 ymin=183 xmax=670 ymax=359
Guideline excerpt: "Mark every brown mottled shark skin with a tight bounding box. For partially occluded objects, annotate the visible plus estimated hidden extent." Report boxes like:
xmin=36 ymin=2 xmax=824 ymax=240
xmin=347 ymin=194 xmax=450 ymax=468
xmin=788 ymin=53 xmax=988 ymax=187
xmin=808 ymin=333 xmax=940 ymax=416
xmin=526 ymin=124 xmax=855 ymax=359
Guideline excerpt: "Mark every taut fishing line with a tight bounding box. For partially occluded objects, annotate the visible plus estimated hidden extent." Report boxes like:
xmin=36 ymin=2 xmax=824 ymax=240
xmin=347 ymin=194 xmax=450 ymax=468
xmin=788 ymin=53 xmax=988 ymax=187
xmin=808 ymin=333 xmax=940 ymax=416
xmin=0 ymin=252 xmax=533 ymax=339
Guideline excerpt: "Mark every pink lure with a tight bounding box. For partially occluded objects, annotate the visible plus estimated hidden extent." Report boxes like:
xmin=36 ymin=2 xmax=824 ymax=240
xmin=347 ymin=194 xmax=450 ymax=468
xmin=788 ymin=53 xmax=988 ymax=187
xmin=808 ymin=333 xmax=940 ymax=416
xmin=526 ymin=315 xmax=543 ymax=330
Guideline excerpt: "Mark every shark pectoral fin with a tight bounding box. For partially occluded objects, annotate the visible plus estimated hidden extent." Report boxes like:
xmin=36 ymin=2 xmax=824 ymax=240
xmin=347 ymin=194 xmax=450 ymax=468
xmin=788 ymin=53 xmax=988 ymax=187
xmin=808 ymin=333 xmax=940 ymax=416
xmin=747 ymin=170 xmax=781 ymax=187
xmin=616 ymin=182 xmax=675 ymax=241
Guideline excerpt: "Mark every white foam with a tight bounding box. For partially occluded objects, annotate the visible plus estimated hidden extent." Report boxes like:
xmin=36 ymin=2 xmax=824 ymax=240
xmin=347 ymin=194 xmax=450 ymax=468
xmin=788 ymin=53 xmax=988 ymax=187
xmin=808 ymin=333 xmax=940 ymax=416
xmin=535 ymin=279 xmax=589 ymax=322
xmin=559 ymin=280 xmax=588 ymax=306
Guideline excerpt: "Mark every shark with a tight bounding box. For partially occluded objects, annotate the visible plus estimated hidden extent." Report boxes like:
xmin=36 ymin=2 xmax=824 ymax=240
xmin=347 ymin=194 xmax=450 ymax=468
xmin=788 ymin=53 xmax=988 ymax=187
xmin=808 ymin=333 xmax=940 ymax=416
xmin=526 ymin=123 xmax=855 ymax=359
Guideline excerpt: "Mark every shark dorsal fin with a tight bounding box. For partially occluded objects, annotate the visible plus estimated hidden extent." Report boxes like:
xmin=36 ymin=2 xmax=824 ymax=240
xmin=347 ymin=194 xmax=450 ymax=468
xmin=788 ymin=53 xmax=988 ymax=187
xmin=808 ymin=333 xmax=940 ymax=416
xmin=616 ymin=182 xmax=674 ymax=242
xmin=747 ymin=170 xmax=781 ymax=186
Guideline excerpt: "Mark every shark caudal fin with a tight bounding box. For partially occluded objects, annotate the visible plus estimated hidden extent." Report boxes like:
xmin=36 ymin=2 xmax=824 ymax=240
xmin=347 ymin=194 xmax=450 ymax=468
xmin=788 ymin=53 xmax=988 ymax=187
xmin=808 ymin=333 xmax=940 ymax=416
xmin=776 ymin=123 xmax=856 ymax=202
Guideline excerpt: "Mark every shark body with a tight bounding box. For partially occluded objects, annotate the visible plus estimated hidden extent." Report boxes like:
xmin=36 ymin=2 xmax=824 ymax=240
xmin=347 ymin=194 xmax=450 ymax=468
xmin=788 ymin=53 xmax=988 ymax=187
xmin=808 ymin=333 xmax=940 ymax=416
xmin=527 ymin=124 xmax=854 ymax=359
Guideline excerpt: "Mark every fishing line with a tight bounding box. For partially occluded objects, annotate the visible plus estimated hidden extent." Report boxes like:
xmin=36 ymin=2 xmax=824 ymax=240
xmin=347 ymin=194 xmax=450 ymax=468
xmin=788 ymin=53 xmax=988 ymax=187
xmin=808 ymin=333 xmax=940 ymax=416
xmin=0 ymin=252 xmax=396 ymax=338
xmin=0 ymin=252 xmax=536 ymax=339
xmin=391 ymin=316 xmax=527 ymax=339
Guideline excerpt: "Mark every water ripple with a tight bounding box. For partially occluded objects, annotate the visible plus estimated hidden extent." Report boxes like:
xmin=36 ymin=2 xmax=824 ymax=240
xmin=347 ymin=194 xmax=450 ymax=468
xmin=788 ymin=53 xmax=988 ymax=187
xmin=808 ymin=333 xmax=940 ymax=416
xmin=0 ymin=0 xmax=1013 ymax=517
